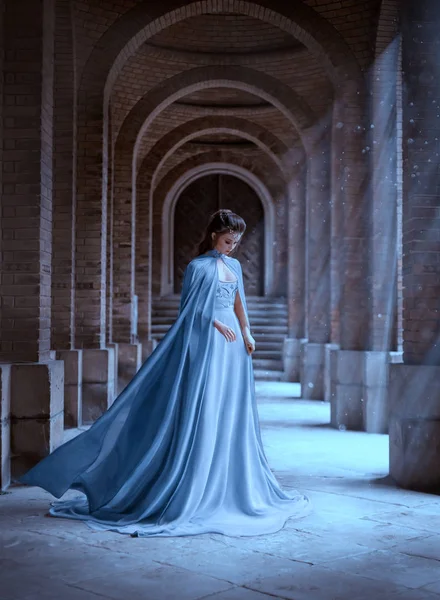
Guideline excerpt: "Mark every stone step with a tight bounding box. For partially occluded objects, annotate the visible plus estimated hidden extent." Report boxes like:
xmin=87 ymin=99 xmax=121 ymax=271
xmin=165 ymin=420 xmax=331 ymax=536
xmin=151 ymin=317 xmax=288 ymax=328
xmin=150 ymin=325 xmax=289 ymax=338
xmin=152 ymin=310 xmax=287 ymax=319
xmin=153 ymin=295 xmax=287 ymax=305
xmin=254 ymin=350 xmax=283 ymax=360
xmin=252 ymin=358 xmax=284 ymax=370
xmin=254 ymin=369 xmax=284 ymax=382
xmin=152 ymin=295 xmax=288 ymax=380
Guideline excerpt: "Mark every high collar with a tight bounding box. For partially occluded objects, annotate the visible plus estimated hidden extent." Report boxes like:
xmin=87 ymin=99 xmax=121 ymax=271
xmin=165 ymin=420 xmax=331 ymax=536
xmin=206 ymin=249 xmax=226 ymax=259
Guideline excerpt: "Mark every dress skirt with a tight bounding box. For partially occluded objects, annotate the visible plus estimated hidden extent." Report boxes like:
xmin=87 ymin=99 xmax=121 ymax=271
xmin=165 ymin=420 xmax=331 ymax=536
xmin=43 ymin=280 xmax=310 ymax=536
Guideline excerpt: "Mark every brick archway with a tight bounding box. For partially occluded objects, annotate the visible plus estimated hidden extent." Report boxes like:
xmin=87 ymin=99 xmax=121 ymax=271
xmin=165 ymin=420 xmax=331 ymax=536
xmin=74 ymin=0 xmax=363 ymax=347
xmin=147 ymin=117 xmax=288 ymax=191
xmin=162 ymin=163 xmax=276 ymax=297
xmin=136 ymin=149 xmax=287 ymax=342
xmin=110 ymin=69 xmax=302 ymax=342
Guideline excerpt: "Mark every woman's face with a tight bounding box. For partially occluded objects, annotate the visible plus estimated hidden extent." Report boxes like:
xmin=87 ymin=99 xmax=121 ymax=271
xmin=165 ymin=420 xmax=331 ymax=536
xmin=212 ymin=231 xmax=242 ymax=255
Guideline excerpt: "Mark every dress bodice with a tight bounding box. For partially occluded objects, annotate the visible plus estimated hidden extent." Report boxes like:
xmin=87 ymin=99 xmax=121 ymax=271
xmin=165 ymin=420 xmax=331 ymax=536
xmin=215 ymin=280 xmax=238 ymax=309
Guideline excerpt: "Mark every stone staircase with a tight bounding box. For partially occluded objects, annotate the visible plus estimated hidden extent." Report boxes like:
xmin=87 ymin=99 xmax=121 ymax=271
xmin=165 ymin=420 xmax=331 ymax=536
xmin=151 ymin=295 xmax=288 ymax=381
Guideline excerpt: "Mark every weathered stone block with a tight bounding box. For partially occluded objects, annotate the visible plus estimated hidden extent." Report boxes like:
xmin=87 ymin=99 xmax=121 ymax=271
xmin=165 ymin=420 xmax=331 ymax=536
xmin=82 ymin=349 xmax=113 ymax=384
xmin=0 ymin=365 xmax=11 ymax=491
xmin=334 ymin=350 xmax=364 ymax=385
xmin=389 ymin=364 xmax=440 ymax=419
xmin=282 ymin=338 xmax=304 ymax=382
xmin=329 ymin=351 xmax=364 ymax=430
xmin=390 ymin=417 xmax=440 ymax=493
xmin=301 ymin=342 xmax=326 ymax=400
xmin=364 ymin=351 xmax=389 ymax=388
xmin=9 ymin=361 xmax=64 ymax=477
xmin=10 ymin=361 xmax=64 ymax=419
xmin=363 ymin=351 xmax=390 ymax=434
xmin=56 ymin=349 xmax=82 ymax=428
xmin=363 ymin=385 xmax=388 ymax=434
xmin=81 ymin=348 xmax=115 ymax=425
xmin=117 ymin=342 xmax=142 ymax=394
xmin=142 ymin=339 xmax=158 ymax=363
xmin=389 ymin=364 xmax=440 ymax=493
xmin=302 ymin=342 xmax=326 ymax=366
xmin=324 ymin=344 xmax=339 ymax=403
xmin=330 ymin=383 xmax=364 ymax=431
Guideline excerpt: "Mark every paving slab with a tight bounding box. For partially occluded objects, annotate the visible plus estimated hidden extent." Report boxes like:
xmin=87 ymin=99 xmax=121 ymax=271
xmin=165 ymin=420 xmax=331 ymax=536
xmin=72 ymin=564 xmax=232 ymax=600
xmin=1 ymin=391 xmax=440 ymax=600
xmin=323 ymin=549 xmax=440 ymax=589
xmin=245 ymin=562 xmax=412 ymax=600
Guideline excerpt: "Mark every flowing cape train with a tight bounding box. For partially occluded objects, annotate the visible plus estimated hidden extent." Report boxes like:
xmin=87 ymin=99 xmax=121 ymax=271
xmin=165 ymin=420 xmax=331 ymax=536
xmin=20 ymin=253 xmax=249 ymax=514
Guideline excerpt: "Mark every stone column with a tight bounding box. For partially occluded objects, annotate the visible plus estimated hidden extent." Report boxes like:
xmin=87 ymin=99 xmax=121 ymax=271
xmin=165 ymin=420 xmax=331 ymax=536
xmin=301 ymin=124 xmax=331 ymax=400
xmin=283 ymin=157 xmax=306 ymax=382
xmin=51 ymin=0 xmax=84 ymax=426
xmin=329 ymin=78 xmax=370 ymax=431
xmin=111 ymin=141 xmax=142 ymax=393
xmin=0 ymin=0 xmax=64 ymax=477
xmin=136 ymin=162 xmax=156 ymax=362
xmin=389 ymin=0 xmax=440 ymax=492
xmin=0 ymin=0 xmax=7 ymax=490
xmin=74 ymin=30 xmax=116 ymax=420
xmin=0 ymin=366 xmax=11 ymax=491
xmin=364 ymin=35 xmax=401 ymax=434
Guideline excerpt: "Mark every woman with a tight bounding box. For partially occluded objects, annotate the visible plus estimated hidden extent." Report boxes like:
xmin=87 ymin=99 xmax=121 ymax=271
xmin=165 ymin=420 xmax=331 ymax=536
xmin=20 ymin=209 xmax=310 ymax=537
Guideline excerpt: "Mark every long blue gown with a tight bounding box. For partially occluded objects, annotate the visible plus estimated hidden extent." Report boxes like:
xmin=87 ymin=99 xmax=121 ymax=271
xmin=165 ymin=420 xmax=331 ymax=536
xmin=20 ymin=249 xmax=310 ymax=536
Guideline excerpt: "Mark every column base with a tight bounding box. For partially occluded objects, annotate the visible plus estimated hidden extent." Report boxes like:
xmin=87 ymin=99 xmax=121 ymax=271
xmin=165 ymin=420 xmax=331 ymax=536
xmin=56 ymin=349 xmax=83 ymax=428
xmin=282 ymin=338 xmax=305 ymax=382
xmin=363 ymin=351 xmax=389 ymax=434
xmin=141 ymin=339 xmax=158 ymax=363
xmin=329 ymin=350 xmax=390 ymax=432
xmin=389 ymin=364 xmax=440 ymax=493
xmin=0 ymin=365 xmax=11 ymax=490
xmin=324 ymin=344 xmax=339 ymax=402
xmin=329 ymin=350 xmax=364 ymax=431
xmin=81 ymin=349 xmax=115 ymax=425
xmin=10 ymin=361 xmax=64 ymax=478
xmin=301 ymin=342 xmax=326 ymax=400
xmin=116 ymin=343 xmax=142 ymax=395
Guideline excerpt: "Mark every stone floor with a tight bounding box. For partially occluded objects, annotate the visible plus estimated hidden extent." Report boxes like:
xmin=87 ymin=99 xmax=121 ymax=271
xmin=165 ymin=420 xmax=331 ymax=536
xmin=2 ymin=382 xmax=440 ymax=600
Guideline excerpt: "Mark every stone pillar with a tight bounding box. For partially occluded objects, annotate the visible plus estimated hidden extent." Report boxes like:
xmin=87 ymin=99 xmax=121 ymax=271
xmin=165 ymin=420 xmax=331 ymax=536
xmin=283 ymin=158 xmax=306 ymax=382
xmin=363 ymin=31 xmax=401 ymax=434
xmin=116 ymin=342 xmax=142 ymax=394
xmin=10 ymin=362 xmax=64 ymax=477
xmin=51 ymin=0 xmax=76 ymax=352
xmin=0 ymin=366 xmax=11 ymax=491
xmin=141 ymin=339 xmax=158 ymax=363
xmin=50 ymin=0 xmax=85 ymax=429
xmin=329 ymin=75 xmax=371 ymax=428
xmin=389 ymin=0 xmax=440 ymax=492
xmin=73 ymin=3 xmax=116 ymax=418
xmin=81 ymin=348 xmax=115 ymax=425
xmin=301 ymin=124 xmax=331 ymax=399
xmin=56 ymin=349 xmax=82 ymax=428
xmin=0 ymin=0 xmax=65 ymax=479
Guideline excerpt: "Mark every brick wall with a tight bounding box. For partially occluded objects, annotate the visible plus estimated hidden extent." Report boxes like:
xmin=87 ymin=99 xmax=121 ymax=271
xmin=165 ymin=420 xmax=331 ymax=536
xmin=401 ymin=0 xmax=440 ymax=365
xmin=370 ymin=0 xmax=400 ymax=352
xmin=51 ymin=0 xmax=76 ymax=351
xmin=0 ymin=0 xmax=54 ymax=363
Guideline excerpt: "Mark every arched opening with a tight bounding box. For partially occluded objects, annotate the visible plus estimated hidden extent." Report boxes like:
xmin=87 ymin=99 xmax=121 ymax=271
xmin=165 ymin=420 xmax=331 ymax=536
xmin=173 ymin=174 xmax=265 ymax=296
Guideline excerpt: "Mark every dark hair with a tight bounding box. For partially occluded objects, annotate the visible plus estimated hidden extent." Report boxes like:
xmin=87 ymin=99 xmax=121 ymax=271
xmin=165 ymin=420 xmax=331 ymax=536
xmin=196 ymin=209 xmax=246 ymax=256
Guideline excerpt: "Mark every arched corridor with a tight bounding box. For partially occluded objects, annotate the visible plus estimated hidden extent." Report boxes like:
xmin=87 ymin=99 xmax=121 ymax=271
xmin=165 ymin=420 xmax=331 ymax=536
xmin=2 ymin=0 xmax=440 ymax=595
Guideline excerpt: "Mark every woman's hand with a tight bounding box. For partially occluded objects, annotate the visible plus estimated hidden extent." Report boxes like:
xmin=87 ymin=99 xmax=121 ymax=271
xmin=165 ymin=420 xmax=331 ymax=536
xmin=214 ymin=320 xmax=237 ymax=342
xmin=242 ymin=327 xmax=256 ymax=355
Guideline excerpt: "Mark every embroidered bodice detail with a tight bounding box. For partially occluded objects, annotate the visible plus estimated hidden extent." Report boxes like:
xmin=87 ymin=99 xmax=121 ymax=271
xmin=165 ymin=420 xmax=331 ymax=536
xmin=215 ymin=280 xmax=238 ymax=309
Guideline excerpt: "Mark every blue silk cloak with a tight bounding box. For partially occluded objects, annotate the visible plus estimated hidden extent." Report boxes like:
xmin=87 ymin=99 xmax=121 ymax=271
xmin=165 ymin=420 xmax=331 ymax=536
xmin=19 ymin=251 xmax=310 ymax=536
